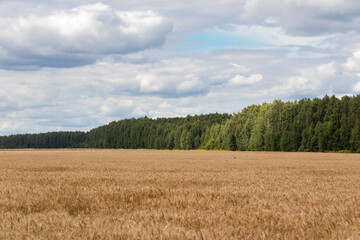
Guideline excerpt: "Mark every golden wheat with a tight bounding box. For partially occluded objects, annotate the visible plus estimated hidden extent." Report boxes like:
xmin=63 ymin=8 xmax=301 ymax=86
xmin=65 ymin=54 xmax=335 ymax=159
xmin=0 ymin=149 xmax=359 ymax=239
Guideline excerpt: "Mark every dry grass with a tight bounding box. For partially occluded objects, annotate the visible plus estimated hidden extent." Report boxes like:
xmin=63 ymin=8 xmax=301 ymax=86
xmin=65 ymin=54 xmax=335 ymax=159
xmin=0 ymin=149 xmax=359 ymax=239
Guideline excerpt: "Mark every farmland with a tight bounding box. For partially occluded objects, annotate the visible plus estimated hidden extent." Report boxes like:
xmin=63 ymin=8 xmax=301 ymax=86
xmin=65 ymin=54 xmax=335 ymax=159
xmin=0 ymin=149 xmax=359 ymax=239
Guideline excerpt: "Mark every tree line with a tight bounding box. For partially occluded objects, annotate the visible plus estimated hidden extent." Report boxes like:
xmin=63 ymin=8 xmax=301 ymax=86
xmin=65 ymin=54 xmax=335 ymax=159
xmin=1 ymin=95 xmax=359 ymax=152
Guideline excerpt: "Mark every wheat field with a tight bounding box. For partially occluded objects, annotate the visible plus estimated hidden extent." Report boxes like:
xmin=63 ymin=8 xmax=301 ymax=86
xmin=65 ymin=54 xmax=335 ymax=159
xmin=0 ymin=149 xmax=359 ymax=239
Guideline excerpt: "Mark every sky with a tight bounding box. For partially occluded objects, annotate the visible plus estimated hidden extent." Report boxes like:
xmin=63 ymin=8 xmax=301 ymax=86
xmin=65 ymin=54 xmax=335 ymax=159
xmin=1 ymin=0 xmax=360 ymax=135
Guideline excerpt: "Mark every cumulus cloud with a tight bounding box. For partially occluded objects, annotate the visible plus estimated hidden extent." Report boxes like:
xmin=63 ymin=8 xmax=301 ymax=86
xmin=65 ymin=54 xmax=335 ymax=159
xmin=354 ymin=81 xmax=360 ymax=92
xmin=0 ymin=3 xmax=172 ymax=68
xmin=288 ymin=63 xmax=339 ymax=92
xmin=138 ymin=75 xmax=165 ymax=93
xmin=176 ymin=76 xmax=205 ymax=94
xmin=228 ymin=74 xmax=263 ymax=86
xmin=2 ymin=0 xmax=360 ymax=135
xmin=343 ymin=50 xmax=360 ymax=92
xmin=0 ymin=51 xmax=269 ymax=134
xmin=264 ymin=60 xmax=360 ymax=98
xmin=344 ymin=51 xmax=360 ymax=72
xmin=239 ymin=0 xmax=360 ymax=36
xmin=0 ymin=47 xmax=359 ymax=135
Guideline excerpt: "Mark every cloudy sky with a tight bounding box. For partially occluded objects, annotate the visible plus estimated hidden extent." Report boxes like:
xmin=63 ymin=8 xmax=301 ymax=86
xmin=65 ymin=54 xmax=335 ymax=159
xmin=1 ymin=0 xmax=360 ymax=134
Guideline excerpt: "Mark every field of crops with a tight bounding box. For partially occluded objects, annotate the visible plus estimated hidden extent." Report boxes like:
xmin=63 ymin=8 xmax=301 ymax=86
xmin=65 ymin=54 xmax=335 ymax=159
xmin=0 ymin=149 xmax=359 ymax=239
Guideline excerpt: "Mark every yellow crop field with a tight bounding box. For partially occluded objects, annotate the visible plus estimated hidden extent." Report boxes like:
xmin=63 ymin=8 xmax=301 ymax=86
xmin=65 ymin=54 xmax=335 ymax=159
xmin=0 ymin=150 xmax=359 ymax=239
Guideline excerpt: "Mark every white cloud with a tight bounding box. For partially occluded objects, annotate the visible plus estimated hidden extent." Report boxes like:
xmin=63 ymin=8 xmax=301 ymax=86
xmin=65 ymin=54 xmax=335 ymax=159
xmin=344 ymin=51 xmax=360 ymax=72
xmin=230 ymin=63 xmax=250 ymax=73
xmin=266 ymin=60 xmax=359 ymax=97
xmin=2 ymin=0 xmax=360 ymax=135
xmin=138 ymin=75 xmax=164 ymax=93
xmin=226 ymin=25 xmax=333 ymax=48
xmin=286 ymin=63 xmax=337 ymax=92
xmin=228 ymin=74 xmax=263 ymax=86
xmin=0 ymin=49 xmax=358 ymax=135
xmin=0 ymin=53 xmax=268 ymax=134
xmin=316 ymin=62 xmax=338 ymax=78
xmin=0 ymin=3 xmax=172 ymax=68
xmin=176 ymin=76 xmax=205 ymax=93
xmin=353 ymin=81 xmax=360 ymax=92
xmin=0 ymin=122 xmax=11 ymax=131
xmin=294 ymin=0 xmax=352 ymax=10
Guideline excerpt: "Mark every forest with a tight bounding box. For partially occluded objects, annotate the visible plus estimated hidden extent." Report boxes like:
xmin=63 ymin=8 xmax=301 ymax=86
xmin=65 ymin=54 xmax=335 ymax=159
xmin=1 ymin=95 xmax=359 ymax=152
